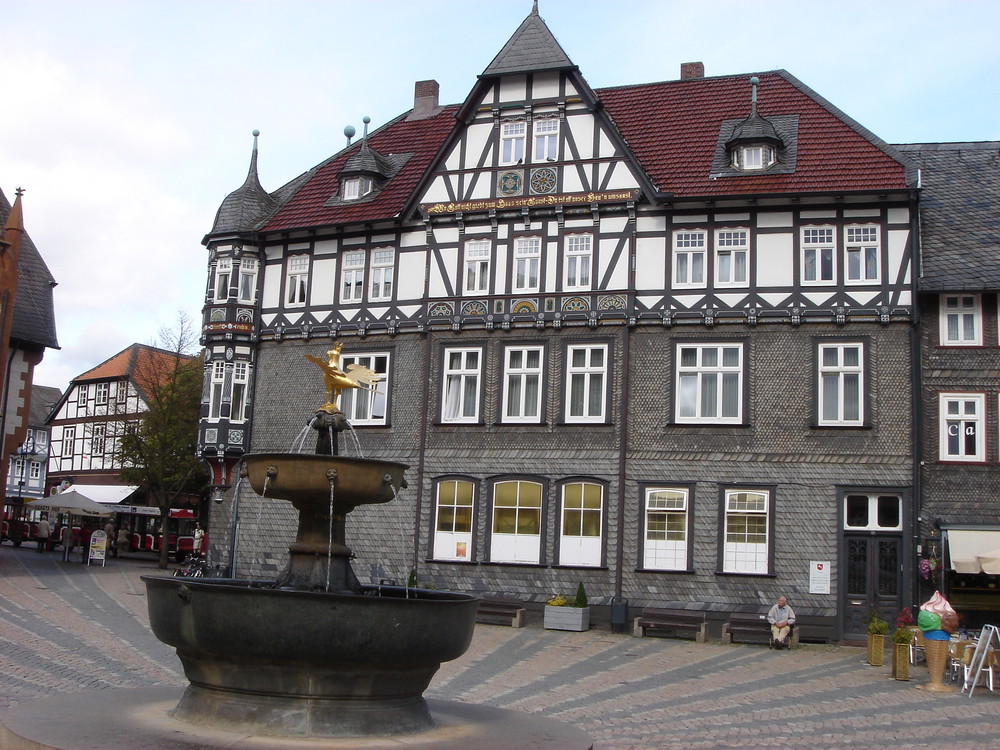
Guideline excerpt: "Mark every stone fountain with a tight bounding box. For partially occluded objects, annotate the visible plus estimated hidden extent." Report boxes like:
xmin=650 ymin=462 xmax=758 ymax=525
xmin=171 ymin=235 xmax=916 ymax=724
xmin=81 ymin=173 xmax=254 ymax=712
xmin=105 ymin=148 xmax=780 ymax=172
xmin=0 ymin=346 xmax=592 ymax=749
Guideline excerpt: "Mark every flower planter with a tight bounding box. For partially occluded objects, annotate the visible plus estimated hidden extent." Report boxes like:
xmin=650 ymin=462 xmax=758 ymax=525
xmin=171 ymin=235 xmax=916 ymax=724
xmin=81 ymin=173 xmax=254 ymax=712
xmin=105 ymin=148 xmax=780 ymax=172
xmin=891 ymin=643 xmax=910 ymax=680
xmin=544 ymin=605 xmax=590 ymax=632
xmin=867 ymin=633 xmax=885 ymax=666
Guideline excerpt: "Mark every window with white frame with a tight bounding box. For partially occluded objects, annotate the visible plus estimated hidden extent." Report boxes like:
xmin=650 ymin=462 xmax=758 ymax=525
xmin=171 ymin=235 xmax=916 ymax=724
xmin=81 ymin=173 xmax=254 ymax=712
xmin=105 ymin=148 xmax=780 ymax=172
xmin=286 ymin=255 xmax=309 ymax=306
xmin=558 ymin=481 xmax=603 ymax=566
xmin=369 ymin=248 xmax=394 ymax=302
xmin=675 ymin=343 xmax=744 ymax=423
xmin=513 ymin=237 xmax=540 ymax=292
xmin=533 ymin=118 xmax=559 ymax=161
xmin=502 ymin=346 xmax=543 ymax=423
xmin=939 ymin=393 xmax=985 ymax=462
xmin=90 ymin=424 xmax=106 ymax=456
xmin=715 ymin=229 xmax=748 ymax=287
xmin=29 ymin=461 xmax=41 ymax=480
xmin=442 ymin=348 xmax=481 ymax=423
xmin=564 ymin=234 xmax=592 ymax=291
xmin=818 ymin=342 xmax=864 ymax=426
xmin=338 ymin=353 xmax=389 ymax=425
xmin=61 ymin=427 xmax=75 ymax=469
xmin=939 ymin=294 xmax=982 ymax=346
xmin=491 ymin=479 xmax=542 ymax=564
xmin=566 ymin=344 xmax=607 ymax=422
xmin=673 ymin=230 xmax=706 ymax=287
xmin=343 ymin=176 xmax=372 ymax=201
xmin=78 ymin=384 xmax=89 ymax=403
xmin=801 ymin=226 xmax=835 ymax=283
xmin=341 ymin=250 xmax=365 ymax=303
xmin=844 ymin=494 xmax=901 ymax=531
xmin=464 ymin=240 xmax=491 ymax=295
xmin=229 ymin=362 xmax=249 ymax=424
xmin=238 ymin=257 xmax=258 ymax=303
xmin=733 ymin=144 xmax=775 ymax=171
xmin=500 ymin=121 xmax=526 ymax=165
xmin=643 ymin=487 xmax=689 ymax=570
xmin=209 ymin=360 xmax=227 ymax=420
xmin=723 ymin=489 xmax=769 ymax=574
xmin=95 ymin=382 xmax=109 ymax=407
xmin=12 ymin=458 xmax=23 ymax=479
xmin=215 ymin=258 xmax=232 ymax=301
xmin=433 ymin=479 xmax=475 ymax=561
xmin=845 ymin=225 xmax=879 ymax=283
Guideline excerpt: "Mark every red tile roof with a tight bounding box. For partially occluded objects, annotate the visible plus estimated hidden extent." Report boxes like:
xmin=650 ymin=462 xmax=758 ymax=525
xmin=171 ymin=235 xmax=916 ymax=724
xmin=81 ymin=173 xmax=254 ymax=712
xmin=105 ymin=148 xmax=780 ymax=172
xmin=599 ymin=71 xmax=911 ymax=197
xmin=263 ymin=70 xmax=911 ymax=232
xmin=76 ymin=344 xmax=197 ymax=401
xmin=264 ymin=107 xmax=460 ymax=233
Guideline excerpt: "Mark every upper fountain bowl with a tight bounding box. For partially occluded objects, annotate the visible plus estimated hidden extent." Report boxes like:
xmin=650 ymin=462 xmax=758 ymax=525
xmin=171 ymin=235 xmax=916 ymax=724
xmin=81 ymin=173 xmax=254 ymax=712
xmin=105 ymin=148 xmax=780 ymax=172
xmin=243 ymin=452 xmax=408 ymax=510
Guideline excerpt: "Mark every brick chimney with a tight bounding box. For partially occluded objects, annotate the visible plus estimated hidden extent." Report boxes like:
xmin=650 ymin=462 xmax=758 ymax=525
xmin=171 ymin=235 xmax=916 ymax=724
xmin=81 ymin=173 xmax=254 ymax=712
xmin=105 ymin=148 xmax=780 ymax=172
xmin=407 ymin=80 xmax=441 ymax=121
xmin=680 ymin=62 xmax=705 ymax=80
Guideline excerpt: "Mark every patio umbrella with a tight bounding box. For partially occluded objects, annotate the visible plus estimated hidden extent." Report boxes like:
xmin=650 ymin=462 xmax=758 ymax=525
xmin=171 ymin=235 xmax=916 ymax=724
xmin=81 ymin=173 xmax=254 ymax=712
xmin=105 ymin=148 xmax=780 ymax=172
xmin=976 ymin=548 xmax=1000 ymax=575
xmin=28 ymin=491 xmax=114 ymax=517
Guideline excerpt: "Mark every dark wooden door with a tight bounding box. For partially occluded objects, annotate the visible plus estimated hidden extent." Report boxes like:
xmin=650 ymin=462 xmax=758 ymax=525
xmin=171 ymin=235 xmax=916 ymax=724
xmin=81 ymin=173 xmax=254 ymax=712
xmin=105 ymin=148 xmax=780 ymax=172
xmin=843 ymin=534 xmax=902 ymax=640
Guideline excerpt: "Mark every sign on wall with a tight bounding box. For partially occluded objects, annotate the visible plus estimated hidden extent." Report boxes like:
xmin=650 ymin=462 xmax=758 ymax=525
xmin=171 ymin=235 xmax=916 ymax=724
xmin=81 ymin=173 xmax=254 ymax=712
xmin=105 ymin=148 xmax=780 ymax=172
xmin=809 ymin=561 xmax=831 ymax=594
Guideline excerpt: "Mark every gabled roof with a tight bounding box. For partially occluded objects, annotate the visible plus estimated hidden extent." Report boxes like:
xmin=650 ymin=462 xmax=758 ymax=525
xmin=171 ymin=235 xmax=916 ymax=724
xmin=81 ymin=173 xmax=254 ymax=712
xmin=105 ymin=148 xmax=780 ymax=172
xmin=73 ymin=343 xmax=197 ymax=402
xmin=598 ymin=70 xmax=914 ymax=197
xmin=897 ymin=142 xmax=1000 ymax=291
xmin=251 ymin=71 xmax=915 ymax=233
xmin=28 ymin=384 xmax=61 ymax=427
xmin=481 ymin=6 xmax=574 ymax=77
xmin=0 ymin=188 xmax=59 ymax=350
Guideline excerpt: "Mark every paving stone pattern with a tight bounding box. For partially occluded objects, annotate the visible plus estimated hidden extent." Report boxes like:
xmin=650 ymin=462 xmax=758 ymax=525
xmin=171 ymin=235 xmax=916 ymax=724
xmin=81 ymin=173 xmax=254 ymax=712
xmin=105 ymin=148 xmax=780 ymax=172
xmin=1 ymin=544 xmax=997 ymax=749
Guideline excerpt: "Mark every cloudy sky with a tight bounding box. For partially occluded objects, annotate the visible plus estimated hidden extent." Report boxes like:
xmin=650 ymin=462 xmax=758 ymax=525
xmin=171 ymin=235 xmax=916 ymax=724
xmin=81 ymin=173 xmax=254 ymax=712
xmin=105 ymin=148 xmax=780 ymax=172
xmin=3 ymin=0 xmax=998 ymax=391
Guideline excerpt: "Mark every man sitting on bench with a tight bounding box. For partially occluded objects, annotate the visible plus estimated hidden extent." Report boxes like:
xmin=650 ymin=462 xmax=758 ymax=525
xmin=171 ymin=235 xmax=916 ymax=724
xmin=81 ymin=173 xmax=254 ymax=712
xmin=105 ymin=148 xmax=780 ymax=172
xmin=767 ymin=596 xmax=796 ymax=649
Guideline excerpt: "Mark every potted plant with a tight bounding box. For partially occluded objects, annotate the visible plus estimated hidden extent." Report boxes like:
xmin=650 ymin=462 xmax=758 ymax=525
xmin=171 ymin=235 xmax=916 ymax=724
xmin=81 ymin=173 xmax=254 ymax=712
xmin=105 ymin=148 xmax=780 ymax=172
xmin=865 ymin=609 xmax=888 ymax=666
xmin=543 ymin=583 xmax=590 ymax=632
xmin=891 ymin=610 xmax=915 ymax=681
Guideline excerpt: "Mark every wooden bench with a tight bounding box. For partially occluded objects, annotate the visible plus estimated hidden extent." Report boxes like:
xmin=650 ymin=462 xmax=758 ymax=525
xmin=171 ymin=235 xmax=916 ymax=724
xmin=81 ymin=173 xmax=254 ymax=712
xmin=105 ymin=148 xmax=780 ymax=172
xmin=722 ymin=613 xmax=799 ymax=648
xmin=633 ymin=608 xmax=707 ymax=642
xmin=476 ymin=596 xmax=526 ymax=628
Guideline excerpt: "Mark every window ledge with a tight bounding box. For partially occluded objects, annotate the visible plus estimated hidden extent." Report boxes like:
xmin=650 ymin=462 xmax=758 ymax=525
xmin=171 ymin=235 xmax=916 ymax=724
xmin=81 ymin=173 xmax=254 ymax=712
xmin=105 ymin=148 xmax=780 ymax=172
xmin=635 ymin=567 xmax=695 ymax=575
xmin=810 ymin=423 xmax=872 ymax=430
xmin=550 ymin=565 xmax=608 ymax=572
xmin=480 ymin=561 xmax=547 ymax=569
xmin=714 ymin=571 xmax=776 ymax=578
xmin=423 ymin=558 xmax=478 ymax=565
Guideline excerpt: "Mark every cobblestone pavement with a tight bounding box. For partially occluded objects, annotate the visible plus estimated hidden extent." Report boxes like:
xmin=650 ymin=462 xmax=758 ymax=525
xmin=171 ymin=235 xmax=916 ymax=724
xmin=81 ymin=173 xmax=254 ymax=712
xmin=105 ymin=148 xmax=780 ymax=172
xmin=1 ymin=543 xmax=997 ymax=749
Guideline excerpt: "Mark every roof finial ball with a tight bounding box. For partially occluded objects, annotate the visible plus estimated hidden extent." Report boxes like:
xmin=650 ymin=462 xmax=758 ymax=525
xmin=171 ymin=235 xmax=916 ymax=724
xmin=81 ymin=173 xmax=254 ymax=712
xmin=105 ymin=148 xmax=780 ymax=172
xmin=362 ymin=115 xmax=371 ymax=141
xmin=749 ymin=76 xmax=760 ymax=112
xmin=252 ymin=129 xmax=260 ymax=150
xmin=344 ymin=124 xmax=356 ymax=146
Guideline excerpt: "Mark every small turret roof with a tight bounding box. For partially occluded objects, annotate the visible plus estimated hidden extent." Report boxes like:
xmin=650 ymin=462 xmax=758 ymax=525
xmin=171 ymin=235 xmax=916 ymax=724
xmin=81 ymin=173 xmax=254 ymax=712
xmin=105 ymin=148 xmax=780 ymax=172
xmin=211 ymin=133 xmax=280 ymax=234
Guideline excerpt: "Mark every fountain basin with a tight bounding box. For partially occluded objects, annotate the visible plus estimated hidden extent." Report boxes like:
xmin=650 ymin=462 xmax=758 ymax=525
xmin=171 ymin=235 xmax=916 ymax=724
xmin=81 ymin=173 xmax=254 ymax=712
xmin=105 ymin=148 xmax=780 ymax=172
xmin=143 ymin=576 xmax=479 ymax=737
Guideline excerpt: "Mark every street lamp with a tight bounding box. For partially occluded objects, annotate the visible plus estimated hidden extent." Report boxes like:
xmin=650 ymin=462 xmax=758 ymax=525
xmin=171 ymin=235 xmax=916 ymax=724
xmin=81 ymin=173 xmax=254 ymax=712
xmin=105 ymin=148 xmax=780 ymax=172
xmin=11 ymin=437 xmax=38 ymax=544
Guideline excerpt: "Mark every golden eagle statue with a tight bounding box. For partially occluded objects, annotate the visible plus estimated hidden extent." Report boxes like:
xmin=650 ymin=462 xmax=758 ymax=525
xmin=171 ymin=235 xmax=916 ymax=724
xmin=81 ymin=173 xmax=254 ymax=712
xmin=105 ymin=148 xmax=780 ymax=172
xmin=305 ymin=343 xmax=381 ymax=413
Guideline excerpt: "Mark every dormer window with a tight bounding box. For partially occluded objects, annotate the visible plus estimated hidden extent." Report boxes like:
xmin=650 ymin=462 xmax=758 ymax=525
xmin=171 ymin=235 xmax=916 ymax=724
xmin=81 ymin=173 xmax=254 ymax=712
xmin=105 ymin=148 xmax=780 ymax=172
xmin=343 ymin=176 xmax=373 ymax=201
xmin=733 ymin=144 xmax=776 ymax=171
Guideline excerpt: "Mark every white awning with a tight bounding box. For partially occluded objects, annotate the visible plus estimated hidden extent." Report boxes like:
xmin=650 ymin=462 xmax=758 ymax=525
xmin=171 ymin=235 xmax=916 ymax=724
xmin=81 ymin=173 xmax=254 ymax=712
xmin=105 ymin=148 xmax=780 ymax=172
xmin=61 ymin=485 xmax=139 ymax=505
xmin=947 ymin=529 xmax=1000 ymax=574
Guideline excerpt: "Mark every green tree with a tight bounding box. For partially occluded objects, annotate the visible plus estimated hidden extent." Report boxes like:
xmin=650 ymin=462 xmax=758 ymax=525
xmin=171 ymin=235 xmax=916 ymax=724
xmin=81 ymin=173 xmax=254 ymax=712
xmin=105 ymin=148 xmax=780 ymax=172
xmin=116 ymin=314 xmax=208 ymax=569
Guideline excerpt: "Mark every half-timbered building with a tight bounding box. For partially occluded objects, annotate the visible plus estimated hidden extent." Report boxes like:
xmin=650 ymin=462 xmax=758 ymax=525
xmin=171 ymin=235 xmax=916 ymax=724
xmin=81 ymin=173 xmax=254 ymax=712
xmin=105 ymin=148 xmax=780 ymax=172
xmin=201 ymin=8 xmax=920 ymax=640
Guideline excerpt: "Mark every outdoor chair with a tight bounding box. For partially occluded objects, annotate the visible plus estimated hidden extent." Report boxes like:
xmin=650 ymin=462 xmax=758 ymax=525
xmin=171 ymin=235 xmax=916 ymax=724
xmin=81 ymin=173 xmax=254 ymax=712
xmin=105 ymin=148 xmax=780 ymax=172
xmin=962 ymin=644 xmax=998 ymax=692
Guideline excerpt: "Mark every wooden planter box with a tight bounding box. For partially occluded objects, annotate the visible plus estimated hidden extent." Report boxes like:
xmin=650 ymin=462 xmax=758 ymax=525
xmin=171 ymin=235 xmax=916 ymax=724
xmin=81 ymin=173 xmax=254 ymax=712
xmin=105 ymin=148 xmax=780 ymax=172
xmin=867 ymin=633 xmax=885 ymax=666
xmin=544 ymin=606 xmax=590 ymax=632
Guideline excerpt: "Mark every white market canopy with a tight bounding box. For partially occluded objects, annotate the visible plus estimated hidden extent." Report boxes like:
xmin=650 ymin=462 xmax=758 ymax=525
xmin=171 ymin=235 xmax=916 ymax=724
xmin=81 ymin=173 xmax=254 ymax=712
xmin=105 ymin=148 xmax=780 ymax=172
xmin=28 ymin=490 xmax=114 ymax=517
xmin=947 ymin=529 xmax=1000 ymax=574
xmin=65 ymin=484 xmax=139 ymax=505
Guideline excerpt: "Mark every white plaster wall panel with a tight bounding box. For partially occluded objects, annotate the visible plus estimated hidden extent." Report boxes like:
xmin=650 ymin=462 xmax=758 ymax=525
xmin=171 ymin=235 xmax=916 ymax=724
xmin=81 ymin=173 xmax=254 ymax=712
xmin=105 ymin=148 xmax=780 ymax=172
xmin=757 ymin=212 xmax=793 ymax=228
xmin=845 ymin=291 xmax=879 ymax=305
xmin=288 ymin=243 xmax=310 ymax=252
xmin=715 ymin=293 xmax=750 ymax=307
xmin=261 ymin=313 xmax=277 ymax=327
xmin=429 ymin=247 xmax=457 ymax=297
xmin=371 ymin=233 xmax=395 ymax=244
xmin=342 ymin=235 xmax=366 ymax=246
xmin=261 ymin=265 xmax=281 ymax=308
xmin=637 ymin=214 xmax=667 ymax=233
xmin=601 ymin=216 xmax=628 ymax=235
xmin=803 ymin=292 xmax=837 ymax=306
xmin=561 ymin=169 xmax=585 ymax=193
xmin=265 ymin=247 xmax=282 ymax=262
xmin=545 ymin=239 xmax=558 ymax=291
xmin=397 ymin=305 xmax=421 ymax=317
xmin=601 ymin=237 xmax=628 ymax=289
xmin=758 ymin=293 xmax=791 ymax=306
xmin=310 ymin=258 xmax=336 ymax=306
xmin=844 ymin=208 xmax=880 ymax=218
xmin=495 ymin=243 xmax=509 ymax=291
xmin=532 ymin=71 xmax=561 ymax=98
xmin=800 ymin=210 xmax=836 ymax=219
xmin=887 ymin=207 xmax=910 ymax=225
xmin=597 ymin=129 xmax=616 ymax=158
xmin=636 ymin=295 xmax=664 ymax=309
xmin=567 ymin=116 xmax=595 ymax=160
xmin=756 ymin=233 xmax=794 ymax=286
xmin=313 ymin=239 xmax=337 ymax=256
xmin=468 ymin=175 xmax=492 ymax=200
xmin=433 ymin=227 xmax=460 ymax=245
xmin=716 ymin=212 xmax=751 ymax=222
xmin=400 ymin=231 xmax=425 ymax=248
xmin=286 ymin=312 xmax=306 ymax=325
xmin=340 ymin=309 xmax=359 ymax=322
xmin=565 ymin=218 xmax=593 ymax=229
xmin=462 ymin=122 xmax=494 ymax=171
xmin=898 ymin=291 xmax=911 ymax=305
xmin=887 ymin=229 xmax=911 ymax=283
xmin=635 ymin=236 xmax=667 ymax=292
xmin=563 ymin=79 xmax=580 ymax=97
xmin=602 ymin=162 xmax=641 ymax=189
xmin=498 ymin=75 xmax=527 ymax=102
xmin=497 ymin=223 xmax=510 ymax=240
xmin=235 ymin=346 xmax=252 ymax=357
xmin=421 ymin=176 xmax=452 ymax=204
xmin=672 ymin=295 xmax=704 ymax=309
xmin=674 ymin=214 xmax=708 ymax=224
xmin=398 ymin=253 xmax=427 ymax=299
xmin=368 ymin=307 xmax=389 ymax=320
